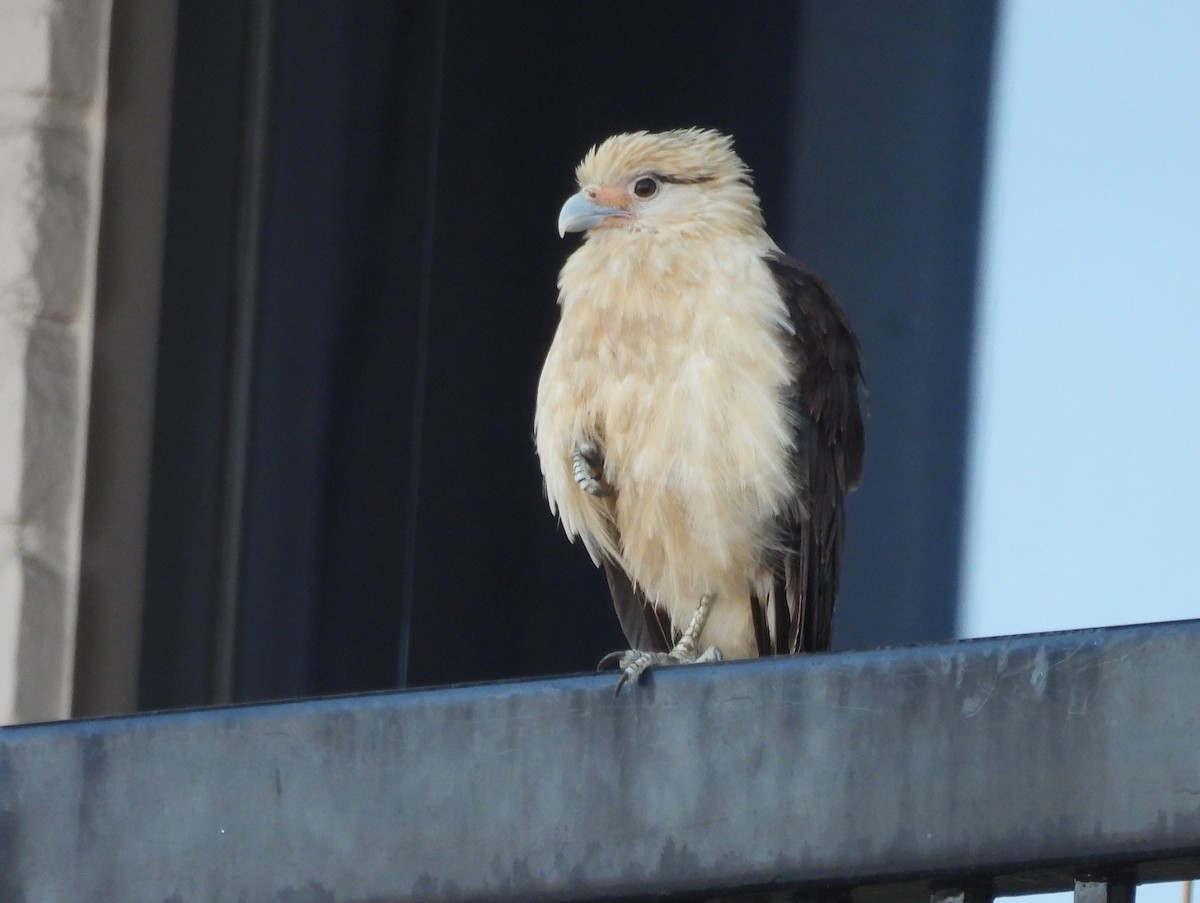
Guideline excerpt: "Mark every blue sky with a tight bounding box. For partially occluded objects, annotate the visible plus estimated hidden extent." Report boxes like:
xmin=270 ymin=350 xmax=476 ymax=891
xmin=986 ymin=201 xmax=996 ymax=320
xmin=963 ymin=0 xmax=1200 ymax=639
xmin=961 ymin=3 xmax=1199 ymax=900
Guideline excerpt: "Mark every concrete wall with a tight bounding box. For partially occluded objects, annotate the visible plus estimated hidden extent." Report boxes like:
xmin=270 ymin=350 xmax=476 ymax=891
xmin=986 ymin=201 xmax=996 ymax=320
xmin=0 ymin=0 xmax=112 ymax=724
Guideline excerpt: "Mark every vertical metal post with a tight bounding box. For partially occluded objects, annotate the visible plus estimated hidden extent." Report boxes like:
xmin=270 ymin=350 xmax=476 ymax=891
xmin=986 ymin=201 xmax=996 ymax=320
xmin=1076 ymin=878 xmax=1136 ymax=903
xmin=934 ymin=887 xmax=994 ymax=903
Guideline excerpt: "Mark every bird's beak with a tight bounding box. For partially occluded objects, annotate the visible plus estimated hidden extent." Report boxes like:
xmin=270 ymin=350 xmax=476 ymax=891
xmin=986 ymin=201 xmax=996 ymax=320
xmin=558 ymin=191 xmax=627 ymax=237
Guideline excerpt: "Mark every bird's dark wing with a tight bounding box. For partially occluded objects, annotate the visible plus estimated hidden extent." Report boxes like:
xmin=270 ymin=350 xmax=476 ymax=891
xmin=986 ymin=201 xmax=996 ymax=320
xmin=603 ymin=557 xmax=674 ymax=653
xmin=758 ymin=252 xmax=865 ymax=655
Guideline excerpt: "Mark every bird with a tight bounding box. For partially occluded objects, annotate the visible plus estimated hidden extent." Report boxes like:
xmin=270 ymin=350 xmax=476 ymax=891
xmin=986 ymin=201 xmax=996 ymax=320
xmin=534 ymin=128 xmax=864 ymax=691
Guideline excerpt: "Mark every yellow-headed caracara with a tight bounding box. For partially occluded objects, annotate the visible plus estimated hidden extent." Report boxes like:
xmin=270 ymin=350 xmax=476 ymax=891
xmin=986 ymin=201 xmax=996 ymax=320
xmin=535 ymin=129 xmax=864 ymax=691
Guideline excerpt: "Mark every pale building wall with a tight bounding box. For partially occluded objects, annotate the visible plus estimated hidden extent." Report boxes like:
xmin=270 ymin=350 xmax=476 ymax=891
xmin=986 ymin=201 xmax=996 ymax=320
xmin=0 ymin=0 xmax=112 ymax=724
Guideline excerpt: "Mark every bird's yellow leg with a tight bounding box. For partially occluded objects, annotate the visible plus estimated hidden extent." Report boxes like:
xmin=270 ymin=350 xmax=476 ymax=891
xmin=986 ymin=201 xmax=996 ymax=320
xmin=602 ymin=594 xmax=723 ymax=694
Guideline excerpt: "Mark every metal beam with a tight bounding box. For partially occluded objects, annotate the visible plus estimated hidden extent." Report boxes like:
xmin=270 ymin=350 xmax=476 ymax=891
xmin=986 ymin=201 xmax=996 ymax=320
xmin=4 ymin=620 xmax=1200 ymax=902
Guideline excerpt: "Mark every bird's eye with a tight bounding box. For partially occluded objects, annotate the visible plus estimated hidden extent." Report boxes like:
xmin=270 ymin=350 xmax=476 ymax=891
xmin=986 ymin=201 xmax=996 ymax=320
xmin=633 ymin=176 xmax=659 ymax=199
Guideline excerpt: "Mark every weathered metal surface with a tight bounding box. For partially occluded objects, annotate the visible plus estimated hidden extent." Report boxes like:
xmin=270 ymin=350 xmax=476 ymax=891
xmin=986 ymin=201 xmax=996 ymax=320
xmin=3 ymin=620 xmax=1200 ymax=902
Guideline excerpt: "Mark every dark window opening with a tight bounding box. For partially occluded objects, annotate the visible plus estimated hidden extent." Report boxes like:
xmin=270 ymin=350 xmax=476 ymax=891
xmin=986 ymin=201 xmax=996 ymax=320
xmin=139 ymin=1 xmax=997 ymax=710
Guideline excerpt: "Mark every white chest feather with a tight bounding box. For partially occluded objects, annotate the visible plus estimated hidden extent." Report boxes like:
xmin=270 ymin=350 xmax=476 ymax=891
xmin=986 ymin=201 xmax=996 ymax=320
xmin=535 ymin=232 xmax=797 ymax=649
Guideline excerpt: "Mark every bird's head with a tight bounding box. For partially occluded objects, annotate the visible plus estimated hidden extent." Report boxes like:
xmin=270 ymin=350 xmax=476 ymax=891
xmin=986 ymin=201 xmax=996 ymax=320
xmin=557 ymin=128 xmax=766 ymax=241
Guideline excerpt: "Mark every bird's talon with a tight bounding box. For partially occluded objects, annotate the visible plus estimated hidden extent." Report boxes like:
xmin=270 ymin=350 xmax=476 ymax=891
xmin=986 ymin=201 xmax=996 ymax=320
xmin=696 ymin=645 xmax=723 ymax=664
xmin=573 ymin=441 xmax=614 ymax=497
xmin=617 ymin=651 xmax=654 ymax=693
xmin=599 ymin=642 xmax=723 ymax=693
xmin=596 ymin=650 xmax=625 ymax=672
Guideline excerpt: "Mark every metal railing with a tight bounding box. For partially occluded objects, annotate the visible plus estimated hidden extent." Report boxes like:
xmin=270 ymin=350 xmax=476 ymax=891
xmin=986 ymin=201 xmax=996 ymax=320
xmin=3 ymin=619 xmax=1199 ymax=901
